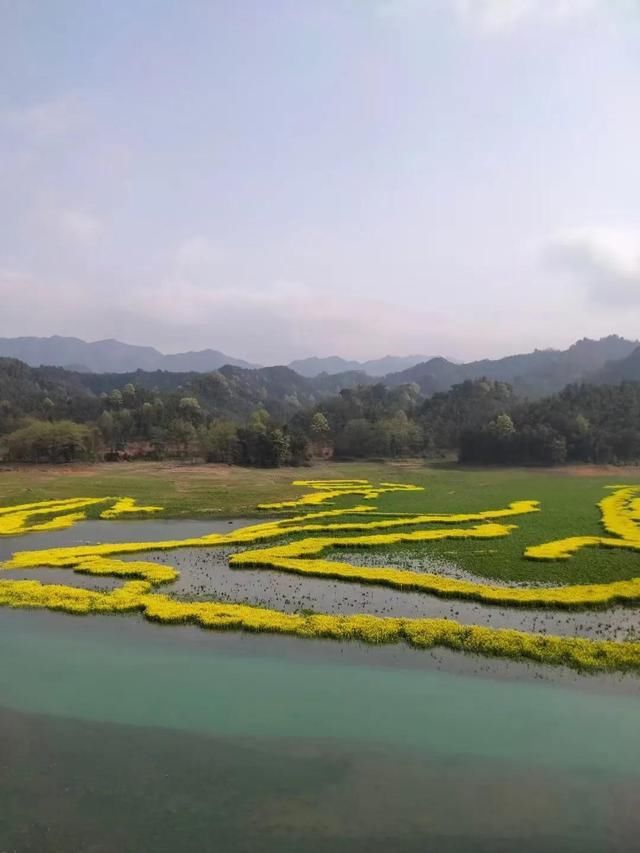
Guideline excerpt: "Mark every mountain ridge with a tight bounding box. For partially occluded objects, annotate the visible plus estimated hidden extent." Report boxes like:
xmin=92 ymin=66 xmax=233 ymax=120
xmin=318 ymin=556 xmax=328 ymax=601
xmin=0 ymin=335 xmax=638 ymax=397
xmin=0 ymin=336 xmax=258 ymax=374
xmin=383 ymin=335 xmax=639 ymax=397
xmin=0 ymin=336 xmax=436 ymax=377
xmin=288 ymin=354 xmax=437 ymax=377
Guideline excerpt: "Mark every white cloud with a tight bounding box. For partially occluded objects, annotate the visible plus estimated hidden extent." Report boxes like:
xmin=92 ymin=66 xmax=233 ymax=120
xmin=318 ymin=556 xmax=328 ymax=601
xmin=453 ymin=0 xmax=536 ymax=32
xmin=0 ymin=268 xmax=92 ymax=333
xmin=2 ymin=96 xmax=85 ymax=140
xmin=54 ymin=209 xmax=104 ymax=245
xmin=456 ymin=0 xmax=602 ymax=32
xmin=376 ymin=0 xmax=603 ymax=33
xmin=375 ymin=0 xmax=433 ymax=20
xmin=545 ymin=226 xmax=640 ymax=306
xmin=29 ymin=204 xmax=105 ymax=246
xmin=174 ymin=236 xmax=222 ymax=270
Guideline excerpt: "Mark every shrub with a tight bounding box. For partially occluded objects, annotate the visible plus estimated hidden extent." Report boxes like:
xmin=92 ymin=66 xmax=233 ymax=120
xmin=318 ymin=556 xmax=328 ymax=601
xmin=5 ymin=420 xmax=98 ymax=463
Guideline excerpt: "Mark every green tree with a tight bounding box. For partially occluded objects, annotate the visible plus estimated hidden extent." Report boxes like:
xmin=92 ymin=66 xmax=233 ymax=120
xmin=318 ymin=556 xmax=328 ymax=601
xmin=179 ymin=396 xmax=202 ymax=424
xmin=168 ymin=418 xmax=197 ymax=457
xmin=97 ymin=410 xmax=115 ymax=450
xmin=489 ymin=413 xmax=516 ymax=437
xmin=41 ymin=397 xmax=55 ymax=421
xmin=140 ymin=401 xmax=155 ymax=439
xmin=248 ymin=407 xmax=270 ymax=432
xmin=310 ymin=412 xmax=330 ymax=438
xmin=108 ymin=389 xmax=123 ymax=410
xmin=122 ymin=383 xmax=137 ymax=408
xmin=200 ymin=419 xmax=237 ymax=463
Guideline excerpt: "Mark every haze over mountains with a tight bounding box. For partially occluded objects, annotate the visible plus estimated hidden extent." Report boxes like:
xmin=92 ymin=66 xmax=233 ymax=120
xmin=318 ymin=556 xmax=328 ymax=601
xmin=0 ymin=336 xmax=257 ymax=374
xmin=0 ymin=337 xmax=433 ymax=377
xmin=1 ymin=335 xmax=640 ymax=400
xmin=288 ymin=355 xmax=436 ymax=377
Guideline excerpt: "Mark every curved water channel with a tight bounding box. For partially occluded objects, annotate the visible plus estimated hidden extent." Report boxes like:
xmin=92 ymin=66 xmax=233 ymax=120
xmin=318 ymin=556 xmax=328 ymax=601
xmin=1 ymin=518 xmax=639 ymax=643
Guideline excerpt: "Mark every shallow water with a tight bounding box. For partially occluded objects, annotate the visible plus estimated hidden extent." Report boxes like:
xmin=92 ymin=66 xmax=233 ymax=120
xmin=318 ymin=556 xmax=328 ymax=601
xmin=0 ymin=517 xmax=250 ymax=560
xmin=2 ymin=519 xmax=638 ymax=642
xmin=1 ymin=608 xmax=640 ymax=852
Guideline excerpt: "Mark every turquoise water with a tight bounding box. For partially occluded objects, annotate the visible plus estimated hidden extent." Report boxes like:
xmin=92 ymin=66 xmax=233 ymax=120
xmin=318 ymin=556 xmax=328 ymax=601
xmin=1 ymin=607 xmax=640 ymax=852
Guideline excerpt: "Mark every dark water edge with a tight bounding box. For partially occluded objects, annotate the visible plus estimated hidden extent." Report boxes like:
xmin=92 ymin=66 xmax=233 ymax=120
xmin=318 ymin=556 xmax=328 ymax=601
xmin=1 ymin=702 xmax=639 ymax=853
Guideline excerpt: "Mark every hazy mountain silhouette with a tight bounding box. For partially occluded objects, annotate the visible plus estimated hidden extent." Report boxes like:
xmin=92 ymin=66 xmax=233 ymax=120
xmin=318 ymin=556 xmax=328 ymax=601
xmin=288 ymin=354 xmax=436 ymax=377
xmin=0 ymin=336 xmax=257 ymax=373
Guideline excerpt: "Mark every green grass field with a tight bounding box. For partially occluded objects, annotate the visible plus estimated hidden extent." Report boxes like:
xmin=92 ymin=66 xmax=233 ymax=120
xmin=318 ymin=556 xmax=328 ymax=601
xmin=2 ymin=460 xmax=640 ymax=586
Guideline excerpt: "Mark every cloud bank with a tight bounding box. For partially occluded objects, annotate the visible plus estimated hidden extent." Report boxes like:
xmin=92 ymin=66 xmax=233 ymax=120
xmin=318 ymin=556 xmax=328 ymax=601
xmin=378 ymin=0 xmax=609 ymax=33
xmin=546 ymin=227 xmax=640 ymax=307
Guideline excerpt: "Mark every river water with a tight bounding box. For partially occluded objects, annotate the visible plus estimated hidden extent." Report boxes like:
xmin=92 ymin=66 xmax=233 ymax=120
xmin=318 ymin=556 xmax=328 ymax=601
xmin=1 ymin=520 xmax=640 ymax=851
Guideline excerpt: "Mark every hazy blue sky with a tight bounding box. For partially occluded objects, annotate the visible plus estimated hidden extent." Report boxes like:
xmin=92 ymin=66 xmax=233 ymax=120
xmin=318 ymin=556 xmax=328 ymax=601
xmin=1 ymin=0 xmax=639 ymax=363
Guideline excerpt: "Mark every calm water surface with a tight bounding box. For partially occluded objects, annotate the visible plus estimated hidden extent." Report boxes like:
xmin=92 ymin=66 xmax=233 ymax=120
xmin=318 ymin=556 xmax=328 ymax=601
xmin=1 ymin=521 xmax=640 ymax=851
xmin=1 ymin=608 xmax=640 ymax=852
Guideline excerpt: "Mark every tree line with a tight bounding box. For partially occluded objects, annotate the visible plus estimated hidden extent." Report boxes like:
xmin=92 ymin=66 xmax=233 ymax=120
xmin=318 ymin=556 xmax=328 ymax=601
xmin=3 ymin=352 xmax=640 ymax=467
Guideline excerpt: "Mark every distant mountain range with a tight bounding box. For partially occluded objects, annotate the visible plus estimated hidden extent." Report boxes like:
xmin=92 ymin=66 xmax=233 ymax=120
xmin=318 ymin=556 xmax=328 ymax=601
xmin=288 ymin=354 xmax=436 ymax=377
xmin=0 ymin=337 xmax=435 ymax=377
xmin=0 ymin=336 xmax=257 ymax=374
xmin=1 ymin=335 xmax=640 ymax=399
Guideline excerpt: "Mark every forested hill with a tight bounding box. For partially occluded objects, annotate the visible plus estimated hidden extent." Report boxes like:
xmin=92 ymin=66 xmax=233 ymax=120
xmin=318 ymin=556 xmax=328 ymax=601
xmin=0 ymin=358 xmax=373 ymax=425
xmin=298 ymin=379 xmax=640 ymax=466
xmin=2 ymin=335 xmax=639 ymax=395
xmin=458 ymin=382 xmax=640 ymax=466
xmin=384 ymin=336 xmax=638 ymax=397
xmin=4 ymin=354 xmax=640 ymax=466
xmin=588 ymin=346 xmax=640 ymax=385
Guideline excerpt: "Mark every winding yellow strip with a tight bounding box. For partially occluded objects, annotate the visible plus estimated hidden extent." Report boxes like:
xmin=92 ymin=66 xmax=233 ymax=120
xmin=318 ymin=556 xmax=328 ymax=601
xmin=525 ymin=487 xmax=640 ymax=560
xmin=1 ymin=577 xmax=639 ymax=673
xmin=3 ymin=478 xmax=640 ymax=671
xmin=4 ymin=499 xmax=537 ymax=569
xmin=230 ymin=531 xmax=640 ymax=608
xmin=0 ymin=498 xmax=105 ymax=535
xmin=257 ymin=480 xmax=423 ymax=509
xmin=100 ymin=497 xmax=163 ymax=519
xmin=0 ymin=496 xmax=162 ymax=535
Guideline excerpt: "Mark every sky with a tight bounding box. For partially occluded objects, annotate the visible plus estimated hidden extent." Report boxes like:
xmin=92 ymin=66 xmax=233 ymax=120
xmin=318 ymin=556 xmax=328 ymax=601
xmin=1 ymin=0 xmax=639 ymax=364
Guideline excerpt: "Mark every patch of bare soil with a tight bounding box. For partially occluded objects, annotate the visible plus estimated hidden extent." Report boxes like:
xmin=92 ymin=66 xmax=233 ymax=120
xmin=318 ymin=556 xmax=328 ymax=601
xmin=542 ymin=464 xmax=640 ymax=478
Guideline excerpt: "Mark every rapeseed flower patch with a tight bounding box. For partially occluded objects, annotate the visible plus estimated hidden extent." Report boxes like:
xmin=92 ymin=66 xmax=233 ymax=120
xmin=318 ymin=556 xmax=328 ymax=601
xmin=3 ymin=479 xmax=640 ymax=671
xmin=526 ymin=485 xmax=640 ymax=561
xmin=0 ymin=495 xmax=163 ymax=535
xmin=100 ymin=497 xmax=163 ymax=518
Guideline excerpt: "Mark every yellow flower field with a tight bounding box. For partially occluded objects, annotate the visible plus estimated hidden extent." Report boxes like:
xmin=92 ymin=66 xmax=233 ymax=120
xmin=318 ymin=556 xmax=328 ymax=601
xmin=3 ymin=478 xmax=640 ymax=671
